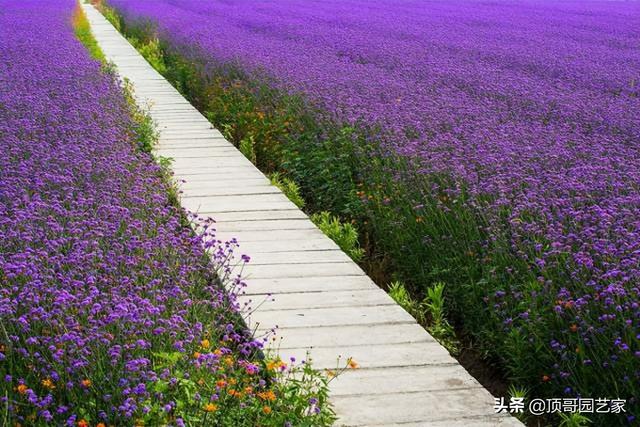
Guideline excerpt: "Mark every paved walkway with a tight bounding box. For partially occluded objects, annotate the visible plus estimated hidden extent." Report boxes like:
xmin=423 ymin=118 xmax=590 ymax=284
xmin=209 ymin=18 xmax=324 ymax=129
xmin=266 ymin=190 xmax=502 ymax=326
xmin=82 ymin=4 xmax=520 ymax=426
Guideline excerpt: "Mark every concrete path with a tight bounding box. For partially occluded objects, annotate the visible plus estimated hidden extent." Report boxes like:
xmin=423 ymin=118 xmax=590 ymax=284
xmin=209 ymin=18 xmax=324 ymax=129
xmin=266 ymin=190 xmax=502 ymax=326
xmin=82 ymin=4 xmax=521 ymax=426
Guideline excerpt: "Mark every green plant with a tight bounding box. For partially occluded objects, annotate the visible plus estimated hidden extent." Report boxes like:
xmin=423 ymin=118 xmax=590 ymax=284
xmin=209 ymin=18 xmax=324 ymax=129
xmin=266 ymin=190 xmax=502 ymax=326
xmin=100 ymin=1 xmax=122 ymax=32
xmin=424 ymin=283 xmax=459 ymax=355
xmin=269 ymin=172 xmax=305 ymax=208
xmin=388 ymin=281 xmax=459 ymax=354
xmin=121 ymin=79 xmax=159 ymax=153
xmin=72 ymin=4 xmax=105 ymax=62
xmin=310 ymin=211 xmax=364 ymax=262
xmin=240 ymin=135 xmax=257 ymax=164
xmin=558 ymin=412 xmax=592 ymax=427
xmin=388 ymin=281 xmax=425 ymax=323
xmin=506 ymin=385 xmax=529 ymax=423
xmin=135 ymin=36 xmax=167 ymax=74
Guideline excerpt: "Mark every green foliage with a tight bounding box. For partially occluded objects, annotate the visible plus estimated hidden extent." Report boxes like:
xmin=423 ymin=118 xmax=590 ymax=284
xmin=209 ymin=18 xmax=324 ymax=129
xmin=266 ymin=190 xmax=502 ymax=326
xmin=388 ymin=281 xmax=425 ymax=324
xmin=506 ymin=385 xmax=529 ymax=423
xmin=121 ymin=79 xmax=159 ymax=154
xmin=389 ymin=281 xmax=459 ymax=354
xmin=558 ymin=412 xmax=592 ymax=427
xmin=269 ymin=172 xmax=305 ymax=208
xmin=72 ymin=5 xmax=105 ymax=63
xmin=100 ymin=2 xmax=122 ymax=32
xmin=240 ymin=135 xmax=257 ymax=164
xmin=424 ymin=283 xmax=459 ymax=354
xmin=310 ymin=211 xmax=364 ymax=262
xmin=134 ymin=36 xmax=167 ymax=75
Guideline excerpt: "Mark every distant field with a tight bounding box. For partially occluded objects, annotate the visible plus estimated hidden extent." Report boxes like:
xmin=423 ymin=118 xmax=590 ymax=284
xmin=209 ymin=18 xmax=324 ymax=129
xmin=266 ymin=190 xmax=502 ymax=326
xmin=106 ymin=0 xmax=640 ymax=423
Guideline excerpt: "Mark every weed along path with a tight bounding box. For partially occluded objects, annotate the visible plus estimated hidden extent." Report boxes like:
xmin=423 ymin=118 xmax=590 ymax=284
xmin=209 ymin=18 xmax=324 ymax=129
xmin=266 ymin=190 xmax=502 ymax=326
xmin=82 ymin=4 xmax=520 ymax=426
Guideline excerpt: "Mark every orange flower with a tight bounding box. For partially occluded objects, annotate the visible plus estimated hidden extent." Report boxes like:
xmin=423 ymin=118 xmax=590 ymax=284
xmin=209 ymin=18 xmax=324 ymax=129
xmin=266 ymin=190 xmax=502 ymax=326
xmin=262 ymin=406 xmax=272 ymax=415
xmin=204 ymin=403 xmax=218 ymax=412
xmin=216 ymin=379 xmax=227 ymax=388
xmin=244 ymin=386 xmax=253 ymax=394
xmin=81 ymin=379 xmax=91 ymax=388
xmin=77 ymin=420 xmax=89 ymax=427
xmin=542 ymin=375 xmax=550 ymax=382
xmin=347 ymin=358 xmax=359 ymax=369
xmin=257 ymin=390 xmax=276 ymax=402
xmin=200 ymin=339 xmax=210 ymax=349
xmin=97 ymin=424 xmax=106 ymax=427
xmin=197 ymin=378 xmax=205 ymax=386
xmin=570 ymin=324 xmax=578 ymax=332
xmin=17 ymin=384 xmax=28 ymax=394
xmin=193 ymin=352 xmax=201 ymax=360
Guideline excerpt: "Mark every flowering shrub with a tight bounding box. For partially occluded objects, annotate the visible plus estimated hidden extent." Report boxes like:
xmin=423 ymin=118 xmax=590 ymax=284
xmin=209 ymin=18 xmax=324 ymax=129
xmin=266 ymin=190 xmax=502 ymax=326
xmin=101 ymin=0 xmax=640 ymax=423
xmin=0 ymin=2 xmax=336 ymax=426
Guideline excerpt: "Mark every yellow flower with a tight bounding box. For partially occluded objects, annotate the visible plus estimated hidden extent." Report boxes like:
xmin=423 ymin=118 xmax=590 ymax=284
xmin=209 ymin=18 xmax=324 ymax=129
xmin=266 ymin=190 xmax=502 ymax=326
xmin=193 ymin=352 xmax=201 ymax=359
xmin=213 ymin=349 xmax=222 ymax=356
xmin=325 ymin=369 xmax=336 ymax=378
xmin=200 ymin=339 xmax=210 ymax=349
xmin=41 ymin=378 xmax=55 ymax=390
xmin=262 ymin=406 xmax=272 ymax=415
xmin=266 ymin=358 xmax=286 ymax=371
xmin=204 ymin=403 xmax=218 ymax=412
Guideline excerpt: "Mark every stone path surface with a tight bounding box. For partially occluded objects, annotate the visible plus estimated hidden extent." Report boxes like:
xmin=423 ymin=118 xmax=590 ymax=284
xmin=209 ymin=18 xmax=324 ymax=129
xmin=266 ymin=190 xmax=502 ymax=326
xmin=82 ymin=4 xmax=521 ymax=426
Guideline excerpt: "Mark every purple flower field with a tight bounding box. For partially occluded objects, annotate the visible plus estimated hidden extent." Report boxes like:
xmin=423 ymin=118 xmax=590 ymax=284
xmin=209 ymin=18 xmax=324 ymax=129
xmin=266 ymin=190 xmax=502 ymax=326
xmin=0 ymin=2 xmax=337 ymax=425
xmin=108 ymin=0 xmax=640 ymax=293
xmin=105 ymin=0 xmax=640 ymax=420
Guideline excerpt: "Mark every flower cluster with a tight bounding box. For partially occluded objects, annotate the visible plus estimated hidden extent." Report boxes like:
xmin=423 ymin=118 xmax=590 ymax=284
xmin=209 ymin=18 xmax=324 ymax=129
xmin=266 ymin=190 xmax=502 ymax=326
xmin=0 ymin=1 xmax=333 ymax=426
